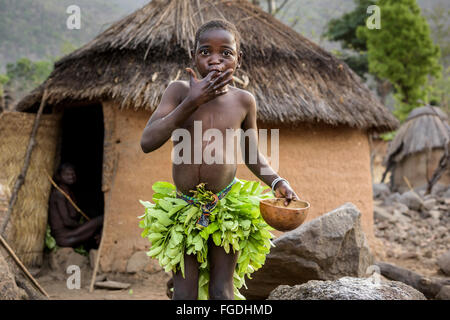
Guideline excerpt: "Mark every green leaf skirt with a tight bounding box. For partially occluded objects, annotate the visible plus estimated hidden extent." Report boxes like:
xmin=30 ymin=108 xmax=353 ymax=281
xmin=138 ymin=178 xmax=275 ymax=300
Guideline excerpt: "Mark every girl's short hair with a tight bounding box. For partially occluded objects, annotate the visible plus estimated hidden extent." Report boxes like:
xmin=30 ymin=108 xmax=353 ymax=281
xmin=194 ymin=19 xmax=241 ymax=52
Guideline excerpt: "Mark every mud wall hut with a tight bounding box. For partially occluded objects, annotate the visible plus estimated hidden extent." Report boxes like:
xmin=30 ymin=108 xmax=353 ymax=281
xmin=383 ymin=106 xmax=450 ymax=193
xmin=9 ymin=0 xmax=398 ymax=271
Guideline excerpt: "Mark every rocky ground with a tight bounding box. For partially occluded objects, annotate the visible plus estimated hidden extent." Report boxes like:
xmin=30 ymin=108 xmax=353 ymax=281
xmin=372 ymin=183 xmax=450 ymax=279
xmin=2 ymin=183 xmax=449 ymax=300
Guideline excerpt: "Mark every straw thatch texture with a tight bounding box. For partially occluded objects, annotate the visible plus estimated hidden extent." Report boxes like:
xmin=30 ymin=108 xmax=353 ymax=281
xmin=0 ymin=111 xmax=61 ymax=266
xmin=383 ymin=106 xmax=450 ymax=165
xmin=16 ymin=0 xmax=398 ymax=133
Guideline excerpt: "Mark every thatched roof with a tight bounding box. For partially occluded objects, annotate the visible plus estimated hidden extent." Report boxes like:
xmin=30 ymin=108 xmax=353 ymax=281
xmin=16 ymin=0 xmax=398 ymax=132
xmin=383 ymin=106 xmax=450 ymax=165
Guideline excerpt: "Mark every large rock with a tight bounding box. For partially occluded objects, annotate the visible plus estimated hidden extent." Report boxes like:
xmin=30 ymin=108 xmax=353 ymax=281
xmin=437 ymin=250 xmax=450 ymax=276
xmin=436 ymin=286 xmax=450 ymax=300
xmin=398 ymin=191 xmax=422 ymax=211
xmin=243 ymin=203 xmax=374 ymax=299
xmin=0 ymin=251 xmax=27 ymax=300
xmin=373 ymin=205 xmax=394 ymax=222
xmin=126 ymin=251 xmax=162 ymax=274
xmin=268 ymin=276 xmax=426 ymax=300
xmin=49 ymin=247 xmax=89 ymax=274
xmin=373 ymin=183 xmax=391 ymax=200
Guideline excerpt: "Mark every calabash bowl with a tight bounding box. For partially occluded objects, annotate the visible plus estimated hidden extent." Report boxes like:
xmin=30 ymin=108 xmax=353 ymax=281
xmin=259 ymin=198 xmax=310 ymax=231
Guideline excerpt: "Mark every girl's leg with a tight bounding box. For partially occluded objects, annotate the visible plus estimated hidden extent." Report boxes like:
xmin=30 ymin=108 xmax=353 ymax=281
xmin=172 ymin=253 xmax=199 ymax=300
xmin=208 ymin=238 xmax=239 ymax=300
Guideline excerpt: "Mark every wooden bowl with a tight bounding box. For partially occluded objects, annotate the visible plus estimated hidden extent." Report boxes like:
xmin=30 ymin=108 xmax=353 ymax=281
xmin=259 ymin=198 xmax=310 ymax=231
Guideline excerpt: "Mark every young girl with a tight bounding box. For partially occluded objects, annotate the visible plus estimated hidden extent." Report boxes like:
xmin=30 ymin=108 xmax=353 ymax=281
xmin=140 ymin=19 xmax=299 ymax=300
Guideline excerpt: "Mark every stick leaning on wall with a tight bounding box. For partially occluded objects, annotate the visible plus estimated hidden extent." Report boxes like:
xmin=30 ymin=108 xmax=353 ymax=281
xmin=0 ymin=234 xmax=50 ymax=298
xmin=0 ymin=89 xmax=49 ymax=235
xmin=45 ymin=171 xmax=91 ymax=221
xmin=0 ymin=88 xmax=50 ymax=299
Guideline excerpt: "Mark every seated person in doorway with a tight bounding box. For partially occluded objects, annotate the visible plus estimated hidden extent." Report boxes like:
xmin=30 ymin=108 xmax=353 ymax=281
xmin=48 ymin=163 xmax=103 ymax=250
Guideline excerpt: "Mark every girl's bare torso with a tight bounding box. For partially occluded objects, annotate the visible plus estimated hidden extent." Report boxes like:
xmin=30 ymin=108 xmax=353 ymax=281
xmin=172 ymin=81 xmax=248 ymax=196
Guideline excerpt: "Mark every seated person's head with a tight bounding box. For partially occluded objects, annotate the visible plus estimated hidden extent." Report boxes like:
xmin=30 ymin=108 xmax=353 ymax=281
xmin=55 ymin=163 xmax=76 ymax=185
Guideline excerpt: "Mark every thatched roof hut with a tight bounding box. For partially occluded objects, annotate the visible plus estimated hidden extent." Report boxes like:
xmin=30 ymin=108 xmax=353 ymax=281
xmin=383 ymin=106 xmax=450 ymax=192
xmin=8 ymin=0 xmax=398 ymax=272
xmin=16 ymin=0 xmax=397 ymax=132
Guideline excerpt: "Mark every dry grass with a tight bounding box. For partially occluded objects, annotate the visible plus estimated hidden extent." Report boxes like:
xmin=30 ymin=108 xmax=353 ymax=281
xmin=0 ymin=111 xmax=60 ymax=266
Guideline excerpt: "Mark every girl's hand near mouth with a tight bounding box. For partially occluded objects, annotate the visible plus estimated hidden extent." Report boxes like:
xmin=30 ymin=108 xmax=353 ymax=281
xmin=185 ymin=68 xmax=234 ymax=106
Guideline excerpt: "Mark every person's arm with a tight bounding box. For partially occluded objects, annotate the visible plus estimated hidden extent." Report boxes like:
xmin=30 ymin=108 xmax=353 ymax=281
xmin=240 ymin=92 xmax=299 ymax=205
xmin=141 ymin=69 xmax=234 ymax=153
xmin=54 ymin=192 xmax=80 ymax=228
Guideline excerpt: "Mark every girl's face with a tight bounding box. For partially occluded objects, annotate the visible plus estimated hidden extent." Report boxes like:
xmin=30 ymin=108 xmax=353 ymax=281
xmin=193 ymin=29 xmax=242 ymax=79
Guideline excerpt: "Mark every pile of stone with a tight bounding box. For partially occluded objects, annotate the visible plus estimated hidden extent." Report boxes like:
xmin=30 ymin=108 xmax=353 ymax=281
xmin=243 ymin=203 xmax=375 ymax=299
xmin=372 ymin=183 xmax=450 ymax=275
xmin=268 ymin=276 xmax=426 ymax=300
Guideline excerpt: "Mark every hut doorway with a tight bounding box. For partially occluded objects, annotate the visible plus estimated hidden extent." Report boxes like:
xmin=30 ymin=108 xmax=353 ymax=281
xmin=60 ymin=104 xmax=104 ymax=218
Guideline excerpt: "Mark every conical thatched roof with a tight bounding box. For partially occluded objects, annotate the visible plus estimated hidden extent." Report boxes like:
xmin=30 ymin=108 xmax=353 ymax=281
xmin=16 ymin=0 xmax=398 ymax=132
xmin=383 ymin=106 xmax=450 ymax=165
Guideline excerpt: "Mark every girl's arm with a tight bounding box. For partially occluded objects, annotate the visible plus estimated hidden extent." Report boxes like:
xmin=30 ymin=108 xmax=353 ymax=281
xmin=240 ymin=92 xmax=299 ymax=205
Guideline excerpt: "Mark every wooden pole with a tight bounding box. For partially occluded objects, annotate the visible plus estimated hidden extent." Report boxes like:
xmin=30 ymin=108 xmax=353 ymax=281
xmin=89 ymin=152 xmax=120 ymax=292
xmin=0 ymin=89 xmax=48 ymax=236
xmin=0 ymin=234 xmax=50 ymax=298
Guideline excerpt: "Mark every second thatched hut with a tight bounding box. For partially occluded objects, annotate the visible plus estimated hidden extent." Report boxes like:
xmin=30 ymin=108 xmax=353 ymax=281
xmin=383 ymin=105 xmax=450 ymax=193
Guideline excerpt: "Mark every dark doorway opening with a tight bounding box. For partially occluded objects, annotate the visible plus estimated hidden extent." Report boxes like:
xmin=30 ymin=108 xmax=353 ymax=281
xmin=60 ymin=104 xmax=104 ymax=218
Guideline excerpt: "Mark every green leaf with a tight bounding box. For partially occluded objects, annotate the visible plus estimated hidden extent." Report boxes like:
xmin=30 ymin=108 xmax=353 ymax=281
xmin=147 ymin=245 xmax=163 ymax=257
xmin=229 ymin=182 xmax=242 ymax=194
xmin=139 ymin=200 xmax=155 ymax=209
xmin=148 ymin=233 xmax=163 ymax=243
xmin=250 ymin=181 xmax=260 ymax=194
xmin=239 ymin=219 xmax=251 ymax=230
xmin=152 ymin=193 xmax=166 ymax=202
xmin=170 ymin=198 xmax=189 ymax=206
xmin=193 ymin=235 xmax=203 ymax=251
xmin=180 ymin=251 xmax=185 ymax=278
xmin=167 ymin=204 xmax=186 ymax=217
xmin=150 ymin=222 xmax=168 ymax=233
xmin=158 ymin=199 xmax=172 ymax=211
xmin=184 ymin=206 xmax=199 ymax=226
xmin=152 ymin=181 xmax=176 ymax=195
xmin=157 ymin=215 xmax=173 ymax=227
xmin=171 ymin=231 xmax=184 ymax=244
xmin=241 ymin=181 xmax=253 ymax=194
xmin=212 ymin=231 xmax=222 ymax=246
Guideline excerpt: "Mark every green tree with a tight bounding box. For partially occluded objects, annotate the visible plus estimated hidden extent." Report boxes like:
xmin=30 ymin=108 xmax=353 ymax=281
xmin=3 ymin=57 xmax=53 ymax=102
xmin=323 ymin=0 xmax=376 ymax=78
xmin=357 ymin=0 xmax=441 ymax=121
xmin=323 ymin=0 xmax=395 ymax=106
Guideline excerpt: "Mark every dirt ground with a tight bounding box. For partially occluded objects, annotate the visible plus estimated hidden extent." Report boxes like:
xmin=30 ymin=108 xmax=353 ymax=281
xmin=34 ymin=237 xmax=445 ymax=300
xmin=371 ymin=237 xmax=447 ymax=280
xmin=36 ymin=267 xmax=171 ymax=300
